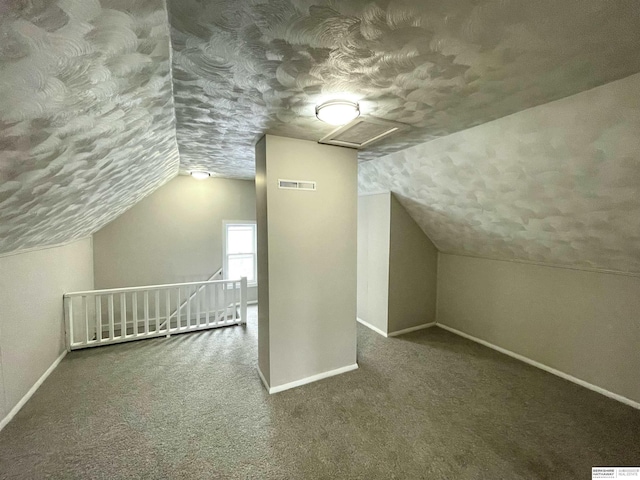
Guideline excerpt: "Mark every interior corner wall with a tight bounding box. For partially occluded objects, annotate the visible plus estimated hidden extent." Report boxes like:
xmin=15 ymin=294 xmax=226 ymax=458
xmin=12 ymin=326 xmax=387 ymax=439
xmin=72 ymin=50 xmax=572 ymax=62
xmin=357 ymin=193 xmax=390 ymax=333
xmin=436 ymin=253 xmax=640 ymax=405
xmin=0 ymin=237 xmax=94 ymax=421
xmin=357 ymin=193 xmax=438 ymax=335
xmin=387 ymin=194 xmax=438 ymax=332
xmin=258 ymin=135 xmax=357 ymax=389
xmin=255 ymin=136 xmax=270 ymax=384
xmin=93 ymin=176 xmax=256 ymax=299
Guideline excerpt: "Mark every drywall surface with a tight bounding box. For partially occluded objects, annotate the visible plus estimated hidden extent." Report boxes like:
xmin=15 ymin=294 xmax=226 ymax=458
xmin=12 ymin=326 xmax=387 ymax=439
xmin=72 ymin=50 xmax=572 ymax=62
xmin=388 ymin=194 xmax=438 ymax=332
xmin=93 ymin=176 xmax=256 ymax=298
xmin=0 ymin=238 xmax=93 ymax=418
xmin=258 ymin=135 xmax=357 ymax=389
xmin=169 ymin=0 xmax=640 ymax=177
xmin=437 ymin=253 xmax=640 ymax=404
xmin=357 ymin=194 xmax=390 ymax=333
xmin=357 ymin=193 xmax=438 ymax=334
xmin=359 ymin=73 xmax=640 ymax=275
xmin=255 ymin=136 xmax=270 ymax=384
xmin=0 ymin=0 xmax=179 ymax=256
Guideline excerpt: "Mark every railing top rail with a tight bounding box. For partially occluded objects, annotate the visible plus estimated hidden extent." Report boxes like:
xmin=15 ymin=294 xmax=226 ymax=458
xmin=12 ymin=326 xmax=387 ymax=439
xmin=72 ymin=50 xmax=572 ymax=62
xmin=64 ymin=277 xmax=246 ymax=297
xmin=209 ymin=267 xmax=223 ymax=280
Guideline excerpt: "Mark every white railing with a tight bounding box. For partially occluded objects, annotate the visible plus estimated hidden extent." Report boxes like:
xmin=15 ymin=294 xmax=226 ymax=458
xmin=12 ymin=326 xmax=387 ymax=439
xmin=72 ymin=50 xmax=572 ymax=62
xmin=158 ymin=267 xmax=223 ymax=331
xmin=63 ymin=277 xmax=247 ymax=351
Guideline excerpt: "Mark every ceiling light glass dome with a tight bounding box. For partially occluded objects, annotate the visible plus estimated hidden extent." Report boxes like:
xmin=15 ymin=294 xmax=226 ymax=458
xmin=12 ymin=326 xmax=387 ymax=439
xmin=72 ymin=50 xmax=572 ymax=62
xmin=315 ymin=100 xmax=360 ymax=126
xmin=190 ymin=171 xmax=211 ymax=180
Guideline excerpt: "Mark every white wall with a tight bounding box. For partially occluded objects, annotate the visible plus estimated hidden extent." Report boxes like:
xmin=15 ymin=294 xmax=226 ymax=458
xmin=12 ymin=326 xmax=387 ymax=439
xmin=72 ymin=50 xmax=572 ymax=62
xmin=93 ymin=176 xmax=256 ymax=300
xmin=255 ymin=137 xmax=270 ymax=384
xmin=357 ymin=193 xmax=390 ymax=333
xmin=0 ymin=238 xmax=94 ymax=423
xmin=387 ymin=194 xmax=438 ymax=332
xmin=357 ymin=193 xmax=438 ymax=335
xmin=437 ymin=253 xmax=640 ymax=405
xmin=257 ymin=135 xmax=358 ymax=390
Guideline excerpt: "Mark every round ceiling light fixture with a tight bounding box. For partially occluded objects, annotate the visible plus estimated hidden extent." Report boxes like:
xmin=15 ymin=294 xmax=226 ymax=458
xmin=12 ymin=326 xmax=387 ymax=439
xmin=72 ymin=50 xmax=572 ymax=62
xmin=315 ymin=99 xmax=360 ymax=126
xmin=190 ymin=170 xmax=211 ymax=180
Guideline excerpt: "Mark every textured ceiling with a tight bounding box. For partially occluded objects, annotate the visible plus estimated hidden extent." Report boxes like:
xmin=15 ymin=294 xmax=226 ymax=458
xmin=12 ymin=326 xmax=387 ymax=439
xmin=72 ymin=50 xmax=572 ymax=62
xmin=359 ymin=74 xmax=640 ymax=275
xmin=0 ymin=0 xmax=179 ymax=255
xmin=1 ymin=0 xmax=640 ymax=261
xmin=169 ymin=0 xmax=640 ymax=179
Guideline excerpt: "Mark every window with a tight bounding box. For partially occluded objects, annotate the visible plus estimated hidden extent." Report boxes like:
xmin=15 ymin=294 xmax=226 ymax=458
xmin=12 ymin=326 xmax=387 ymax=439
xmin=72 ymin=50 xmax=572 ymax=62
xmin=223 ymin=221 xmax=257 ymax=283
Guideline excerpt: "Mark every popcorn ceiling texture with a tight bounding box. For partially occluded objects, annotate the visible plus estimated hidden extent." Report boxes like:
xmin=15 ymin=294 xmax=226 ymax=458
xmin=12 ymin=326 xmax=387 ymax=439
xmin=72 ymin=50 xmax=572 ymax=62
xmin=1 ymin=0 xmax=640 ymax=269
xmin=359 ymin=74 xmax=640 ymax=275
xmin=169 ymin=0 xmax=640 ymax=178
xmin=0 ymin=0 xmax=179 ymax=255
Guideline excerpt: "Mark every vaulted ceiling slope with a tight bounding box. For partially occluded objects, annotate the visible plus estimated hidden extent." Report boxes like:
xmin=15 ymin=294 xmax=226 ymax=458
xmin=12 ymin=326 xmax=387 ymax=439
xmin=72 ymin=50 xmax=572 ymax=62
xmin=359 ymin=73 xmax=640 ymax=275
xmin=2 ymin=0 xmax=640 ymax=258
xmin=169 ymin=0 xmax=640 ymax=179
xmin=0 ymin=0 xmax=179 ymax=255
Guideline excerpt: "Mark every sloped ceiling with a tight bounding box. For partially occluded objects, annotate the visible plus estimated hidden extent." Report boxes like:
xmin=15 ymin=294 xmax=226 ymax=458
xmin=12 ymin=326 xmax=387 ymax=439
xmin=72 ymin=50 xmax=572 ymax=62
xmin=1 ymin=0 xmax=640 ymax=263
xmin=0 ymin=0 xmax=179 ymax=255
xmin=169 ymin=0 xmax=640 ymax=179
xmin=359 ymin=73 xmax=640 ymax=275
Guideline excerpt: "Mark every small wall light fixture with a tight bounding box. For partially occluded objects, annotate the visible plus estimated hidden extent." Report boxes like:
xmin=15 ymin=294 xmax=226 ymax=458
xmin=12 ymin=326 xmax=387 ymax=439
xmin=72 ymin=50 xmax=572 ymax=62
xmin=190 ymin=171 xmax=211 ymax=180
xmin=315 ymin=99 xmax=360 ymax=126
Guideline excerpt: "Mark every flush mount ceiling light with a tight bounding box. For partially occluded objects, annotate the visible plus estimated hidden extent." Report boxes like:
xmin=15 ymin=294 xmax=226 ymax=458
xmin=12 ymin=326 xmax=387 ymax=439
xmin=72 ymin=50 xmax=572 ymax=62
xmin=190 ymin=171 xmax=211 ymax=180
xmin=315 ymin=99 xmax=360 ymax=126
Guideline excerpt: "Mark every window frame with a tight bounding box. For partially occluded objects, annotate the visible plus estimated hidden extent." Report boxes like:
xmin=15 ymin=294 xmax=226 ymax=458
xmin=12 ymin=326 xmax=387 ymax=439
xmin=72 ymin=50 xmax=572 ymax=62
xmin=222 ymin=220 xmax=257 ymax=286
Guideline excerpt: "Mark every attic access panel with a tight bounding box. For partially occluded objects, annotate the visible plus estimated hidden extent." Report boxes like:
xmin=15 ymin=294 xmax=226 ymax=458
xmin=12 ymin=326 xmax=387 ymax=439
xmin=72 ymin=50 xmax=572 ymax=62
xmin=319 ymin=117 xmax=409 ymax=149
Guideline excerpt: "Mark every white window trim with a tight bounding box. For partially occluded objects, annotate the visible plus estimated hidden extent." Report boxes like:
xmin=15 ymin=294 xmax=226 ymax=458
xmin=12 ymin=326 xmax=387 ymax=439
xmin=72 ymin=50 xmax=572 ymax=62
xmin=222 ymin=220 xmax=257 ymax=287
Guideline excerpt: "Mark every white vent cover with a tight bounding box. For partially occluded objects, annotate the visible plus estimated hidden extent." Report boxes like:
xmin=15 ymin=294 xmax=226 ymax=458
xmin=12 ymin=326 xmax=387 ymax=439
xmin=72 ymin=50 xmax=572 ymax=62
xmin=319 ymin=117 xmax=409 ymax=149
xmin=278 ymin=179 xmax=316 ymax=191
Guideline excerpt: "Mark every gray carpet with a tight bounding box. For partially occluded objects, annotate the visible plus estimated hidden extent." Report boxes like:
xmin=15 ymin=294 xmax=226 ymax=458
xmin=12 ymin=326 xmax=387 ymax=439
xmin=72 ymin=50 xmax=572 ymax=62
xmin=1 ymin=306 xmax=638 ymax=479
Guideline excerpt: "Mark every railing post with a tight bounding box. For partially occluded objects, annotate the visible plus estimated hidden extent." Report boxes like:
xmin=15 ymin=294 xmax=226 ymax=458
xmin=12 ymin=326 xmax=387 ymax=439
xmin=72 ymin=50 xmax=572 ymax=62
xmin=108 ymin=294 xmax=115 ymax=340
xmin=186 ymin=286 xmax=192 ymax=329
xmin=213 ymin=282 xmax=219 ymax=324
xmin=132 ymin=292 xmax=138 ymax=337
xmin=196 ymin=285 xmax=201 ymax=327
xmin=95 ymin=296 xmax=102 ymax=343
xmin=63 ymin=295 xmax=72 ymax=352
xmin=153 ymin=290 xmax=159 ymax=334
xmin=163 ymin=289 xmax=170 ymax=334
xmin=223 ymin=282 xmax=230 ymax=322
xmin=120 ymin=293 xmax=126 ymax=338
xmin=232 ymin=280 xmax=238 ymax=322
xmin=205 ymin=284 xmax=210 ymax=327
xmin=83 ymin=295 xmax=89 ymax=344
xmin=144 ymin=291 xmax=149 ymax=333
xmin=240 ymin=277 xmax=248 ymax=325
xmin=177 ymin=287 xmax=182 ymax=330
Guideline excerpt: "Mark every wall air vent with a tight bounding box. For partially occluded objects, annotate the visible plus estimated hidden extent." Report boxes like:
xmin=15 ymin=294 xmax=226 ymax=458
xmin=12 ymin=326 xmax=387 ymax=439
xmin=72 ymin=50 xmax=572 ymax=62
xmin=278 ymin=179 xmax=316 ymax=191
xmin=319 ymin=117 xmax=409 ymax=149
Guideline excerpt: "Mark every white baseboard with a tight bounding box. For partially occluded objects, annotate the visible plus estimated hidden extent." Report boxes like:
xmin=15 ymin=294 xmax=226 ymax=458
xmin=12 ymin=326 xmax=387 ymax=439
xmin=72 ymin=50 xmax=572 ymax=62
xmin=356 ymin=317 xmax=388 ymax=337
xmin=356 ymin=318 xmax=437 ymax=338
xmin=263 ymin=363 xmax=359 ymax=394
xmin=437 ymin=323 xmax=640 ymax=411
xmin=0 ymin=350 xmax=67 ymax=432
xmin=388 ymin=322 xmax=436 ymax=337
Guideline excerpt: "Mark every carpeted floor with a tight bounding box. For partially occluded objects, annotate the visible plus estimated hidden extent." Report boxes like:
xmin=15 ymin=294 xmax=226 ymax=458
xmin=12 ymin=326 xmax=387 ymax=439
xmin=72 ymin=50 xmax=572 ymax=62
xmin=0 ymin=306 xmax=638 ymax=479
